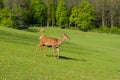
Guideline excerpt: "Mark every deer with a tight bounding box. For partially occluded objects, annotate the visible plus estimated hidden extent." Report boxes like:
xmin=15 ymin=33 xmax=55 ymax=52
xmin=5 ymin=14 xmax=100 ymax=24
xmin=35 ymin=32 xmax=70 ymax=58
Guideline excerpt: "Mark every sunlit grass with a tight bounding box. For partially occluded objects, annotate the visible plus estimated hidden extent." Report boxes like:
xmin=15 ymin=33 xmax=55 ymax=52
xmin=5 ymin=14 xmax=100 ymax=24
xmin=0 ymin=27 xmax=120 ymax=80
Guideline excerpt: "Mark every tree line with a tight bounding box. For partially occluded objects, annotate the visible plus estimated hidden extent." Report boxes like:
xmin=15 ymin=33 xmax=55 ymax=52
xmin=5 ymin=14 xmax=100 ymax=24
xmin=0 ymin=0 xmax=120 ymax=31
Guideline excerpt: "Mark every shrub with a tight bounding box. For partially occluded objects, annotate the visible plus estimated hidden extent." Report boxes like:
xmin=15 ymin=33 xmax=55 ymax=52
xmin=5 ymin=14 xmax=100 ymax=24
xmin=17 ymin=25 xmax=28 ymax=30
xmin=99 ymin=26 xmax=110 ymax=33
xmin=91 ymin=26 xmax=120 ymax=34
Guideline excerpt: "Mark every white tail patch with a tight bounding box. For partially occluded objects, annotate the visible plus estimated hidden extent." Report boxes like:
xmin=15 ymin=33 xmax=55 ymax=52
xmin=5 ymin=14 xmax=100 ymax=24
xmin=39 ymin=36 xmax=44 ymax=40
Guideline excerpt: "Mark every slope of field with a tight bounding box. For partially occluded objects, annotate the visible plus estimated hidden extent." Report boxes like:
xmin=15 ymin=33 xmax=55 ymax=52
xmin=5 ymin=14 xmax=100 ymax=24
xmin=0 ymin=27 xmax=120 ymax=80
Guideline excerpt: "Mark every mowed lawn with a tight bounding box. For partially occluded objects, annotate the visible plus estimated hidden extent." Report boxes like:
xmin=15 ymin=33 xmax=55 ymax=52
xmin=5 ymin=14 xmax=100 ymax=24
xmin=0 ymin=27 xmax=120 ymax=80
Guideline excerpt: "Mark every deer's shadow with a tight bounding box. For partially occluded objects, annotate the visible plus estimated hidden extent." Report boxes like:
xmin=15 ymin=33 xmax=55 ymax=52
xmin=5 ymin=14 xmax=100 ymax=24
xmin=59 ymin=56 xmax=79 ymax=61
xmin=47 ymin=55 xmax=87 ymax=62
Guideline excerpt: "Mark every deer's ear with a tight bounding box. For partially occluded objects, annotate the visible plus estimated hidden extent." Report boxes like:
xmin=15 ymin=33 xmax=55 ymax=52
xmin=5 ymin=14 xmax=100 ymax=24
xmin=62 ymin=32 xmax=65 ymax=35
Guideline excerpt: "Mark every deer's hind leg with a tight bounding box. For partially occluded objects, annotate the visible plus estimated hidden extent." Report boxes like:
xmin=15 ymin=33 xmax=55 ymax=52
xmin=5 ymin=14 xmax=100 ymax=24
xmin=41 ymin=45 xmax=46 ymax=56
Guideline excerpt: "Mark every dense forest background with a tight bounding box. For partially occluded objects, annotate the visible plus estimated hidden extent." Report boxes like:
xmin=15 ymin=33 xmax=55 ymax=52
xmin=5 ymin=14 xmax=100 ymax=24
xmin=0 ymin=0 xmax=120 ymax=31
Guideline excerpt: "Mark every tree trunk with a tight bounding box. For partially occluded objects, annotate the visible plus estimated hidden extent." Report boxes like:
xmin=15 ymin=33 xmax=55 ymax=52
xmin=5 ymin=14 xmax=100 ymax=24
xmin=111 ymin=14 xmax=114 ymax=28
xmin=51 ymin=0 xmax=56 ymax=27
xmin=102 ymin=10 xmax=105 ymax=27
xmin=47 ymin=20 xmax=49 ymax=27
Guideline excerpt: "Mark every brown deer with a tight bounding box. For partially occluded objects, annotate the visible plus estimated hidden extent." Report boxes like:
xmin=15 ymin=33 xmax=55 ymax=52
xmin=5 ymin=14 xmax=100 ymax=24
xmin=35 ymin=32 xmax=70 ymax=58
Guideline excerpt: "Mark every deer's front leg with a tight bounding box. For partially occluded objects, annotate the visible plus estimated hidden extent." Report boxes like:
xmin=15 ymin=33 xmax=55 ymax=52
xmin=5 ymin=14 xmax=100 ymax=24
xmin=52 ymin=46 xmax=56 ymax=58
xmin=56 ymin=48 xmax=60 ymax=58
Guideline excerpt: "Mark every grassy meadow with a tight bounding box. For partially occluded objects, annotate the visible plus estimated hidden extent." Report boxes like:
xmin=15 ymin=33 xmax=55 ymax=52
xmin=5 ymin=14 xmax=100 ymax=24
xmin=0 ymin=27 xmax=120 ymax=80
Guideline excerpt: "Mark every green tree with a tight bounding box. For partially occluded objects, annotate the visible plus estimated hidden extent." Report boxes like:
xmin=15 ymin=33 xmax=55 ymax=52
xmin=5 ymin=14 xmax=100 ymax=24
xmin=0 ymin=0 xmax=4 ymax=9
xmin=6 ymin=0 xmax=30 ymax=26
xmin=69 ymin=6 xmax=79 ymax=27
xmin=56 ymin=0 xmax=68 ymax=27
xmin=0 ymin=7 xmax=15 ymax=27
xmin=30 ymin=0 xmax=47 ymax=25
xmin=12 ymin=5 xmax=28 ymax=25
xmin=70 ymin=0 xmax=95 ymax=31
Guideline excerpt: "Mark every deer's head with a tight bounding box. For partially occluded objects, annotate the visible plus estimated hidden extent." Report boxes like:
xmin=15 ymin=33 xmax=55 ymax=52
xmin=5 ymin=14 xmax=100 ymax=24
xmin=62 ymin=32 xmax=70 ymax=40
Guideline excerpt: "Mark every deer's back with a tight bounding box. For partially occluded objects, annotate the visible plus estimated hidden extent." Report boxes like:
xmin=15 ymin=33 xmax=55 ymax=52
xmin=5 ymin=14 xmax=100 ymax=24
xmin=40 ymin=36 xmax=58 ymax=46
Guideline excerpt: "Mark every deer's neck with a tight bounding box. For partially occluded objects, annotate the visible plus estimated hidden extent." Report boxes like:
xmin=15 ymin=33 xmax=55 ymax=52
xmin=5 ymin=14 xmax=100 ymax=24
xmin=57 ymin=37 xmax=65 ymax=45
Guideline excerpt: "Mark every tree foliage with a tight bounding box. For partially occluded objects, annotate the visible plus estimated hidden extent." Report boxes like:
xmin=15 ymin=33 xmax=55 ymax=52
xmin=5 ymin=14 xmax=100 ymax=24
xmin=70 ymin=0 xmax=95 ymax=31
xmin=78 ymin=0 xmax=95 ymax=31
xmin=56 ymin=0 xmax=68 ymax=27
xmin=12 ymin=5 xmax=28 ymax=25
xmin=0 ymin=0 xmax=4 ymax=9
xmin=0 ymin=0 xmax=120 ymax=31
xmin=0 ymin=7 xmax=15 ymax=27
xmin=69 ymin=6 xmax=79 ymax=27
xmin=30 ymin=0 xmax=46 ymax=24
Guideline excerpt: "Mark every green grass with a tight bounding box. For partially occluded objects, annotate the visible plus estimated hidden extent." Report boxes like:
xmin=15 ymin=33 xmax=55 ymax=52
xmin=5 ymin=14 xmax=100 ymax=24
xmin=0 ymin=27 xmax=120 ymax=80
